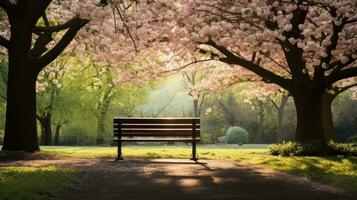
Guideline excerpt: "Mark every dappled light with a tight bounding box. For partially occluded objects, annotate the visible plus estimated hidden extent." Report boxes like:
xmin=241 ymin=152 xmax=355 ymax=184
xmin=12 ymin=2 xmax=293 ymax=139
xmin=0 ymin=0 xmax=356 ymax=199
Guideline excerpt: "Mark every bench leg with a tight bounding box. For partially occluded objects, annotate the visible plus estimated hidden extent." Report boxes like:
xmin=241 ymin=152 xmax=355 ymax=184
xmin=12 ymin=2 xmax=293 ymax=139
xmin=116 ymin=140 xmax=124 ymax=161
xmin=190 ymin=141 xmax=197 ymax=161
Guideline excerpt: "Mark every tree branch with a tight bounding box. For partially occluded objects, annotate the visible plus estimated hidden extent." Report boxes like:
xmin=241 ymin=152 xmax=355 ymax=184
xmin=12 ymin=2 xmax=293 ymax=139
xmin=328 ymin=67 xmax=357 ymax=84
xmin=0 ymin=0 xmax=14 ymax=13
xmin=336 ymin=83 xmax=357 ymax=95
xmin=158 ymin=58 xmax=213 ymax=75
xmin=33 ymin=16 xmax=89 ymax=72
xmin=33 ymin=16 xmax=83 ymax=33
xmin=30 ymin=0 xmax=53 ymax=24
xmin=204 ymin=39 xmax=292 ymax=91
xmin=328 ymin=55 xmax=356 ymax=79
xmin=0 ymin=35 xmax=10 ymax=49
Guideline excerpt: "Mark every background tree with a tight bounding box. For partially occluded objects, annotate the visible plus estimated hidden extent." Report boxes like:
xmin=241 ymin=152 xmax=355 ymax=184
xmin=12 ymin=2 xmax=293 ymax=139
xmin=183 ymin=69 xmax=208 ymax=117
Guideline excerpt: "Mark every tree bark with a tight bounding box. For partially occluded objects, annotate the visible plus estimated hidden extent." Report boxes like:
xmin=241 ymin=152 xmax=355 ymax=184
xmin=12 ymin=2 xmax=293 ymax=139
xmin=2 ymin=21 xmax=39 ymax=151
xmin=292 ymin=88 xmax=335 ymax=142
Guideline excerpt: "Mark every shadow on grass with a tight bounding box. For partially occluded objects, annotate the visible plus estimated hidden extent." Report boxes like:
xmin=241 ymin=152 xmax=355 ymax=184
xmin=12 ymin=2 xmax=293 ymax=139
xmin=57 ymin=159 xmax=355 ymax=200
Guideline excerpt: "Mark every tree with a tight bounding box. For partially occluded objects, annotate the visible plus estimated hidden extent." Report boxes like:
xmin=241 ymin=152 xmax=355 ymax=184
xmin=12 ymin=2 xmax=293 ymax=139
xmin=0 ymin=0 xmax=161 ymax=151
xmin=269 ymin=92 xmax=291 ymax=143
xmin=0 ymin=1 xmax=89 ymax=151
xmin=36 ymin=51 xmax=74 ymax=145
xmin=183 ymin=69 xmax=207 ymax=117
xmin=157 ymin=0 xmax=357 ymax=142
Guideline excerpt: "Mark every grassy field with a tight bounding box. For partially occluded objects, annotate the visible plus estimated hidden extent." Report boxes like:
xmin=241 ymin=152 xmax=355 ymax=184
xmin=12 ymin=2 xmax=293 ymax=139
xmin=42 ymin=145 xmax=357 ymax=192
xmin=0 ymin=166 xmax=74 ymax=200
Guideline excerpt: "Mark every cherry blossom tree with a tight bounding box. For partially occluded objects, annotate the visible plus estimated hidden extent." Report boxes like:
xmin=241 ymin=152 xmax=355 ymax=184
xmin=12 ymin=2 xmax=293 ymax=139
xmin=156 ymin=0 xmax=357 ymax=142
xmin=0 ymin=0 xmax=93 ymax=151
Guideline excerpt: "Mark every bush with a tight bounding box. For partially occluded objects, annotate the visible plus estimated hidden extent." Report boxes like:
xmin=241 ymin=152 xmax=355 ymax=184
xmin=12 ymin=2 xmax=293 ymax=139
xmin=225 ymin=126 xmax=249 ymax=144
xmin=269 ymin=141 xmax=357 ymax=156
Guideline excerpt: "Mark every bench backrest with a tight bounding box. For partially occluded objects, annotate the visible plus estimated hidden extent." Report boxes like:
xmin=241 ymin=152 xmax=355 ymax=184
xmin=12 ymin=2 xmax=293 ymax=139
xmin=113 ymin=118 xmax=200 ymax=138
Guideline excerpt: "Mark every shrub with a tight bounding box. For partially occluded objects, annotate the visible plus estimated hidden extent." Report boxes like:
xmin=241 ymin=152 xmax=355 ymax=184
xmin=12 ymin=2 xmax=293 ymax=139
xmin=225 ymin=126 xmax=249 ymax=144
xmin=269 ymin=141 xmax=357 ymax=156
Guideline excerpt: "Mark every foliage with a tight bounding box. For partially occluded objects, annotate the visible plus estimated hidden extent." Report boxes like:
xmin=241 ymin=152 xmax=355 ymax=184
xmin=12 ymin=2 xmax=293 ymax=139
xmin=269 ymin=141 xmax=357 ymax=156
xmin=0 ymin=166 xmax=74 ymax=200
xmin=333 ymin=91 xmax=357 ymax=142
xmin=225 ymin=126 xmax=249 ymax=144
xmin=200 ymin=133 xmax=215 ymax=144
xmin=347 ymin=135 xmax=357 ymax=143
xmin=42 ymin=145 xmax=357 ymax=192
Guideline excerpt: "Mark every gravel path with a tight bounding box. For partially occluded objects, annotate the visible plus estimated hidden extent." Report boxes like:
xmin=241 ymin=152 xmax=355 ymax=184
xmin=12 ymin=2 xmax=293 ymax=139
xmin=55 ymin=158 xmax=356 ymax=200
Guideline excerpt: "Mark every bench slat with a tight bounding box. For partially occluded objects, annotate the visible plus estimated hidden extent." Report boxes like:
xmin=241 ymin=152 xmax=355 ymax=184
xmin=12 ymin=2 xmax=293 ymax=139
xmin=113 ymin=137 xmax=201 ymax=142
xmin=115 ymin=132 xmax=200 ymax=137
xmin=114 ymin=117 xmax=199 ymax=124
xmin=116 ymin=124 xmax=200 ymax=129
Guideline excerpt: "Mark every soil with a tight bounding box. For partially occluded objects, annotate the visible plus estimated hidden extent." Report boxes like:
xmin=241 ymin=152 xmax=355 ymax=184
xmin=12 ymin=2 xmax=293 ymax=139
xmin=1 ymin=153 xmax=355 ymax=200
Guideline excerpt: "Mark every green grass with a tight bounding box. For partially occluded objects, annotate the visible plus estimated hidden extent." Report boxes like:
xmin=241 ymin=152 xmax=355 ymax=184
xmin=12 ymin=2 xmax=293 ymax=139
xmin=42 ymin=145 xmax=357 ymax=192
xmin=0 ymin=166 xmax=74 ymax=200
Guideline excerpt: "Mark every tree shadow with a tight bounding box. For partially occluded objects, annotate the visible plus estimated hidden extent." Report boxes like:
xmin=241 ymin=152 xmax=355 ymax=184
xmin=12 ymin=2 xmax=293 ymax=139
xmin=57 ymin=158 xmax=356 ymax=200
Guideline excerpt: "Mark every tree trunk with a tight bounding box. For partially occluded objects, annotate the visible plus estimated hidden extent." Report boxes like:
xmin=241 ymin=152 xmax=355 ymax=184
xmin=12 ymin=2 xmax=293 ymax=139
xmin=38 ymin=114 xmax=52 ymax=145
xmin=96 ymin=90 xmax=112 ymax=145
xmin=256 ymin=99 xmax=264 ymax=143
xmin=193 ymin=99 xmax=199 ymax=117
xmin=2 ymin=22 xmax=39 ymax=152
xmin=54 ymin=123 xmax=62 ymax=145
xmin=292 ymin=89 xmax=335 ymax=142
xmin=276 ymin=95 xmax=289 ymax=143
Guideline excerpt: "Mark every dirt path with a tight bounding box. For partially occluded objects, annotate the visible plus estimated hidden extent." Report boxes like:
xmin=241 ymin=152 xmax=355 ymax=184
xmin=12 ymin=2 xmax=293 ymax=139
xmin=53 ymin=158 xmax=355 ymax=200
xmin=1 ymin=153 xmax=355 ymax=200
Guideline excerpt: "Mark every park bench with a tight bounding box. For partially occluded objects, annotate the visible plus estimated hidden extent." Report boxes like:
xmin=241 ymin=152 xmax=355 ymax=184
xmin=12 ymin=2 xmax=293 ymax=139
xmin=113 ymin=117 xmax=200 ymax=161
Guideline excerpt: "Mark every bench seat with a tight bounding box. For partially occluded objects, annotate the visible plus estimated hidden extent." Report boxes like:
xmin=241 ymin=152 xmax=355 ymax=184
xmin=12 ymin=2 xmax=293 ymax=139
xmin=113 ymin=137 xmax=201 ymax=142
xmin=113 ymin=117 xmax=200 ymax=160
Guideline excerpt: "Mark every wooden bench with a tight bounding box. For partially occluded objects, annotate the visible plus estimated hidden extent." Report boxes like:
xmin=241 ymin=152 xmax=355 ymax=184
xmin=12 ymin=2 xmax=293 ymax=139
xmin=113 ymin=117 xmax=200 ymax=161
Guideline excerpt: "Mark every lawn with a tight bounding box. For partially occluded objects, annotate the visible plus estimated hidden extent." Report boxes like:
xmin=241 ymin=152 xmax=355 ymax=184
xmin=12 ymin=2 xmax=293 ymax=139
xmin=42 ymin=145 xmax=357 ymax=192
xmin=0 ymin=166 xmax=74 ymax=200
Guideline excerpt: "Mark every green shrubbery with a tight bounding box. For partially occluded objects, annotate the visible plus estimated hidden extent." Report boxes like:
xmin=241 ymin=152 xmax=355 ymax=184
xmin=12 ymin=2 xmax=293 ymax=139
xmin=225 ymin=126 xmax=249 ymax=144
xmin=346 ymin=135 xmax=357 ymax=143
xmin=269 ymin=141 xmax=357 ymax=156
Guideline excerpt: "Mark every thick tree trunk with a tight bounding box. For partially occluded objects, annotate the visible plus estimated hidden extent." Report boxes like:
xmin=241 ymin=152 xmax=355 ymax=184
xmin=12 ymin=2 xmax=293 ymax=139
xmin=292 ymin=89 xmax=335 ymax=142
xmin=276 ymin=95 xmax=289 ymax=143
xmin=2 ymin=22 xmax=39 ymax=151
